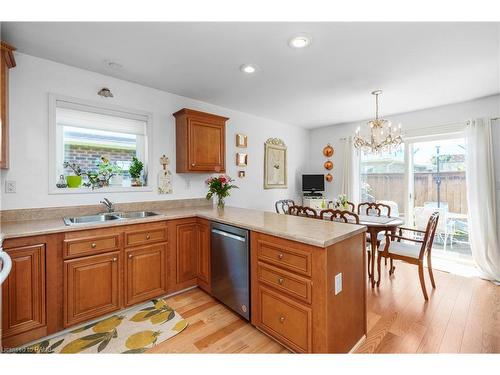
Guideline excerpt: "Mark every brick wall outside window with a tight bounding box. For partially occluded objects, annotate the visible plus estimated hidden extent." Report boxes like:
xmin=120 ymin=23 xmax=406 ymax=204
xmin=64 ymin=144 xmax=136 ymax=172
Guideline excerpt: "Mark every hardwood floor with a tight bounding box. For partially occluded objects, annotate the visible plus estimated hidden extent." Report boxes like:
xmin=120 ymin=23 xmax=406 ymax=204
xmin=149 ymin=261 xmax=499 ymax=353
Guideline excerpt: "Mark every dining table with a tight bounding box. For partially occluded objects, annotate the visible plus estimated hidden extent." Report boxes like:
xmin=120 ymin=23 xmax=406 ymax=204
xmin=357 ymin=215 xmax=405 ymax=288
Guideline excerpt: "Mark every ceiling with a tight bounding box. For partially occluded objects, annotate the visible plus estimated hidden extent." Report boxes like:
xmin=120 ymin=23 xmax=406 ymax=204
xmin=2 ymin=22 xmax=499 ymax=128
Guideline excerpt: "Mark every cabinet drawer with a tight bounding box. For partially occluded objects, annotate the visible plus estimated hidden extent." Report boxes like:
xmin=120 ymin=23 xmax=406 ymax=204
xmin=63 ymin=234 xmax=120 ymax=259
xmin=257 ymin=262 xmax=312 ymax=304
xmin=258 ymin=286 xmax=312 ymax=353
xmin=125 ymin=227 xmax=167 ymax=247
xmin=256 ymin=239 xmax=312 ymax=277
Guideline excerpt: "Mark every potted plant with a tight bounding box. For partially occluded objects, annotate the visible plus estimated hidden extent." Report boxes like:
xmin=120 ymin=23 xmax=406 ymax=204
xmin=63 ymin=161 xmax=83 ymax=188
xmin=205 ymin=175 xmax=238 ymax=209
xmin=129 ymin=157 xmax=144 ymax=186
xmin=97 ymin=156 xmax=122 ymax=187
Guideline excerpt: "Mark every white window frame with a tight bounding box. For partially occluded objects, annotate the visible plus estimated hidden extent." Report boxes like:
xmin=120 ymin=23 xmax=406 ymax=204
xmin=48 ymin=93 xmax=153 ymax=194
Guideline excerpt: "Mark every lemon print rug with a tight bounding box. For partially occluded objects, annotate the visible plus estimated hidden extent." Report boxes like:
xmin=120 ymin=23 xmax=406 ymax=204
xmin=18 ymin=298 xmax=188 ymax=354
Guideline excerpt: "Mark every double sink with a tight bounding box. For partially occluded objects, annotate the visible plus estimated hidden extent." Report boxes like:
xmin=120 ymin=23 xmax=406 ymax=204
xmin=64 ymin=211 xmax=158 ymax=226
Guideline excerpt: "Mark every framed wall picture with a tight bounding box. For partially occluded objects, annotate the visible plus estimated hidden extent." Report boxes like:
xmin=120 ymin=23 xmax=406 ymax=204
xmin=236 ymin=152 xmax=248 ymax=166
xmin=264 ymin=138 xmax=287 ymax=189
xmin=236 ymin=133 xmax=248 ymax=148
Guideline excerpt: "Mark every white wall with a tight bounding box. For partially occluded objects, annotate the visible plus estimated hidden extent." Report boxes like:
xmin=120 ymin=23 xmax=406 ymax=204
xmin=308 ymin=94 xmax=500 ymax=200
xmin=0 ymin=53 xmax=309 ymax=211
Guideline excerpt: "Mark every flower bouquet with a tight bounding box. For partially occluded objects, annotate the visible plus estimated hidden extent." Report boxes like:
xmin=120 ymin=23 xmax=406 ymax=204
xmin=205 ymin=175 xmax=238 ymax=209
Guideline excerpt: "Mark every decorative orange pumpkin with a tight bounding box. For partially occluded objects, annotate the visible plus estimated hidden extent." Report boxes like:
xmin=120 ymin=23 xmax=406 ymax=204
xmin=323 ymin=144 xmax=334 ymax=157
xmin=325 ymin=173 xmax=333 ymax=182
xmin=324 ymin=160 xmax=333 ymax=170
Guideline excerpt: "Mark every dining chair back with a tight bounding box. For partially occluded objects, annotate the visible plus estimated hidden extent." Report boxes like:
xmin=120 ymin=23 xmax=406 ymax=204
xmin=358 ymin=202 xmax=391 ymax=217
xmin=275 ymin=199 xmax=295 ymax=214
xmin=288 ymin=205 xmax=318 ymax=218
xmin=319 ymin=209 xmax=360 ymax=224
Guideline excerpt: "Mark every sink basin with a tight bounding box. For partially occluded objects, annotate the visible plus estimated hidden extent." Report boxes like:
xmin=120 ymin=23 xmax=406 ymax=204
xmin=63 ymin=211 xmax=159 ymax=225
xmin=64 ymin=213 xmax=121 ymax=225
xmin=116 ymin=211 xmax=159 ymax=219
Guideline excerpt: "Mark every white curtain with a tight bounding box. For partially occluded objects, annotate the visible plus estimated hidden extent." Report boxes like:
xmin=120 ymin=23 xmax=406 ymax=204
xmin=465 ymin=118 xmax=500 ymax=282
xmin=341 ymin=137 xmax=360 ymax=204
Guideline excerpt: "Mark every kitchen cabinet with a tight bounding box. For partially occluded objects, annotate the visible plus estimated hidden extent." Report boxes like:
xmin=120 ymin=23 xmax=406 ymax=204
xmin=175 ymin=221 xmax=199 ymax=284
xmin=125 ymin=243 xmax=167 ymax=306
xmin=197 ymin=219 xmax=211 ymax=293
xmin=64 ymin=252 xmax=122 ymax=327
xmin=0 ymin=41 xmax=16 ymax=169
xmin=2 ymin=244 xmax=46 ymax=339
xmin=173 ymin=108 xmax=228 ymax=173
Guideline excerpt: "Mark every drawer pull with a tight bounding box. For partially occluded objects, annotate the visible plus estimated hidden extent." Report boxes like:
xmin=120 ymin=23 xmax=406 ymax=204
xmin=128 ymin=254 xmax=133 ymax=259
xmin=90 ymin=243 xmax=97 ymax=248
xmin=191 ymin=163 xmax=196 ymax=167
xmin=279 ymin=316 xmax=285 ymax=323
xmin=278 ymin=253 xmax=284 ymax=260
xmin=278 ymin=278 xmax=284 ymax=285
xmin=112 ymin=257 xmax=117 ymax=262
xmin=146 ymin=234 xmax=151 ymax=240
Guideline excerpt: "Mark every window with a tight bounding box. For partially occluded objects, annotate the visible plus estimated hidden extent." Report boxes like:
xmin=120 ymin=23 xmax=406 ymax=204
xmin=49 ymin=95 xmax=151 ymax=193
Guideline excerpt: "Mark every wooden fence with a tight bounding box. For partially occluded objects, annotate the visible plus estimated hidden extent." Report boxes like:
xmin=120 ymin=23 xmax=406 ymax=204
xmin=361 ymin=171 xmax=467 ymax=215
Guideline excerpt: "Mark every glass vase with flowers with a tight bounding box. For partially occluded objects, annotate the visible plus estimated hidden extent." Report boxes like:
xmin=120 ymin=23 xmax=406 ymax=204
xmin=205 ymin=175 xmax=238 ymax=210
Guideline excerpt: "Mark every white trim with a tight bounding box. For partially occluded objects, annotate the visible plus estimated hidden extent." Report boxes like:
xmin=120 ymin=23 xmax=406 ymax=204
xmin=403 ymin=121 xmax=466 ymax=141
xmin=48 ymin=93 xmax=153 ymax=194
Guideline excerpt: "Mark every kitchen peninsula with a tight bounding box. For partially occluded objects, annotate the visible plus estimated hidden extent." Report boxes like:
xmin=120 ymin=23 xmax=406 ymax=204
xmin=0 ymin=201 xmax=367 ymax=353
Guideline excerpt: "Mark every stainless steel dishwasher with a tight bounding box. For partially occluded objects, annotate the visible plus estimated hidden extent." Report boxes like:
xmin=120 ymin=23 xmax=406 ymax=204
xmin=210 ymin=222 xmax=250 ymax=320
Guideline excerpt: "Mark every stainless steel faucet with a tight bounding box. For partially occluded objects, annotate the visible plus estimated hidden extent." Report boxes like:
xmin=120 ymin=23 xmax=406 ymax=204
xmin=100 ymin=198 xmax=114 ymax=213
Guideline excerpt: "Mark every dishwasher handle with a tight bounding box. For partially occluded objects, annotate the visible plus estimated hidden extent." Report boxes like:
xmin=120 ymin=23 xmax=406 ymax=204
xmin=0 ymin=250 xmax=12 ymax=285
xmin=211 ymin=228 xmax=246 ymax=242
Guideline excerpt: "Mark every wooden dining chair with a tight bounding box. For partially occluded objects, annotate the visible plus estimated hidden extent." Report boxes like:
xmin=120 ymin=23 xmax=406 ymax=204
xmin=333 ymin=201 xmax=356 ymax=213
xmin=275 ymin=199 xmax=295 ymax=214
xmin=288 ymin=205 xmax=318 ymax=218
xmin=357 ymin=201 xmax=392 ymax=217
xmin=319 ymin=209 xmax=360 ymax=224
xmin=377 ymin=212 xmax=440 ymax=300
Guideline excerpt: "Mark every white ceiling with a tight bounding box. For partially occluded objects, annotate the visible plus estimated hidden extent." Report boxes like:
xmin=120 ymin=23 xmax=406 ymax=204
xmin=2 ymin=22 xmax=499 ymax=128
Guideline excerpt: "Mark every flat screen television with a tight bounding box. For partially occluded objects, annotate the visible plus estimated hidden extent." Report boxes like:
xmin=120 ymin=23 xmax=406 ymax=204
xmin=302 ymin=174 xmax=325 ymax=192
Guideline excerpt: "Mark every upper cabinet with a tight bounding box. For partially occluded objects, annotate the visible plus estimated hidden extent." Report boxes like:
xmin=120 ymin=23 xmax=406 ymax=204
xmin=173 ymin=108 xmax=228 ymax=173
xmin=0 ymin=41 xmax=16 ymax=169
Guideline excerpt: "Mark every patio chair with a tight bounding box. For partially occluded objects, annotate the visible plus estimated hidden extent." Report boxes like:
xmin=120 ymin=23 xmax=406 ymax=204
xmin=377 ymin=212 xmax=440 ymax=300
xmin=414 ymin=206 xmax=454 ymax=250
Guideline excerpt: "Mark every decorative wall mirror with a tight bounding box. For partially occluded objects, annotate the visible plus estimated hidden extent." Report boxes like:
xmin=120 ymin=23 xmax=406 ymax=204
xmin=264 ymin=138 xmax=287 ymax=189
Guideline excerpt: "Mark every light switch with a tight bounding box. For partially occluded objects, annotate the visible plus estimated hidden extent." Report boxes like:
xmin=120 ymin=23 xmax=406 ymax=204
xmin=334 ymin=273 xmax=342 ymax=295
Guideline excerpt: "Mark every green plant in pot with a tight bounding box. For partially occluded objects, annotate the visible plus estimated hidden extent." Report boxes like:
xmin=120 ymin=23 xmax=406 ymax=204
xmin=97 ymin=156 xmax=122 ymax=187
xmin=129 ymin=157 xmax=144 ymax=186
xmin=63 ymin=161 xmax=83 ymax=188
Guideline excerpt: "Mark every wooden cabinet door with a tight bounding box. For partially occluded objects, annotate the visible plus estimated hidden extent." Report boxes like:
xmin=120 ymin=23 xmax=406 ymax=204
xmin=197 ymin=220 xmax=211 ymax=292
xmin=64 ymin=252 xmax=121 ymax=327
xmin=2 ymin=244 xmax=46 ymax=338
xmin=125 ymin=244 xmax=167 ymax=306
xmin=188 ymin=119 xmax=225 ymax=172
xmin=176 ymin=222 xmax=199 ymax=284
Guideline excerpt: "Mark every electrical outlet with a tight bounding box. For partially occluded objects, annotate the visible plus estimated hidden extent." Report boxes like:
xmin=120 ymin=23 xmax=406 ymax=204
xmin=334 ymin=273 xmax=342 ymax=295
xmin=5 ymin=180 xmax=16 ymax=193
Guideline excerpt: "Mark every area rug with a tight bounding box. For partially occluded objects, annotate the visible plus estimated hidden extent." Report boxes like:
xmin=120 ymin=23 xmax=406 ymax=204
xmin=17 ymin=298 xmax=188 ymax=354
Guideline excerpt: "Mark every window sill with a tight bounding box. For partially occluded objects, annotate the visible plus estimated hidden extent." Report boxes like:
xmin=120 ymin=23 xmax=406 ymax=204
xmin=49 ymin=186 xmax=153 ymax=195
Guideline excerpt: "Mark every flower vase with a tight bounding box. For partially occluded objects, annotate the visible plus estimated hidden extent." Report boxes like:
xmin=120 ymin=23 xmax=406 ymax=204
xmin=216 ymin=195 xmax=225 ymax=210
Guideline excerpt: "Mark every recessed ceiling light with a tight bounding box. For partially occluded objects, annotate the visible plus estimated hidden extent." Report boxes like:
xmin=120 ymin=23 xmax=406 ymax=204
xmin=288 ymin=35 xmax=312 ymax=49
xmin=240 ymin=64 xmax=258 ymax=74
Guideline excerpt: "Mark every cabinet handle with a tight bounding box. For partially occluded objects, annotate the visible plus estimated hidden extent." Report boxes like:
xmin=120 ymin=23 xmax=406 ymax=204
xmin=191 ymin=163 xmax=196 ymax=167
xmin=279 ymin=316 xmax=285 ymax=323
xmin=112 ymin=257 xmax=117 ymax=262
xmin=146 ymin=234 xmax=151 ymax=240
xmin=91 ymin=243 xmax=97 ymax=248
xmin=128 ymin=254 xmax=133 ymax=259
xmin=278 ymin=253 xmax=284 ymax=260
xmin=278 ymin=278 xmax=284 ymax=285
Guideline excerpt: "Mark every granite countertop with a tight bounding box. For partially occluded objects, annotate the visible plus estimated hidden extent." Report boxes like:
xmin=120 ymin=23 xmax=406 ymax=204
xmin=0 ymin=206 xmax=366 ymax=248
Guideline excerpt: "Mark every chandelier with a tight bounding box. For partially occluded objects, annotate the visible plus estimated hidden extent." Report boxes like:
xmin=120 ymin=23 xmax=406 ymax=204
xmin=354 ymin=90 xmax=402 ymax=153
